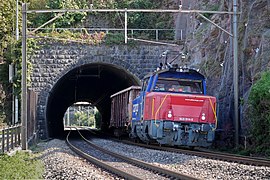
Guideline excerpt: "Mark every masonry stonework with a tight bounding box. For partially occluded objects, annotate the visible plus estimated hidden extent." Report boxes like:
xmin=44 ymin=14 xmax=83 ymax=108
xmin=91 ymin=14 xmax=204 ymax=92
xmin=30 ymin=42 xmax=180 ymax=138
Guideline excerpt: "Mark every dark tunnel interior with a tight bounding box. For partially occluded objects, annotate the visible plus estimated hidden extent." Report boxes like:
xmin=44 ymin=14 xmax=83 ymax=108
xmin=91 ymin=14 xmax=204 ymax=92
xmin=46 ymin=63 xmax=140 ymax=138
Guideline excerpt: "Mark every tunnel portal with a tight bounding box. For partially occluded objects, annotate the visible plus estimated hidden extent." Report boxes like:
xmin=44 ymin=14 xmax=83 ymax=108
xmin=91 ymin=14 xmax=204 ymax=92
xmin=46 ymin=63 xmax=140 ymax=138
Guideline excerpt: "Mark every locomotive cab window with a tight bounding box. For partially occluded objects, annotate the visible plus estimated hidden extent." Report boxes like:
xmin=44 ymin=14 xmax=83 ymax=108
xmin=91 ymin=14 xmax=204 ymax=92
xmin=153 ymin=78 xmax=203 ymax=94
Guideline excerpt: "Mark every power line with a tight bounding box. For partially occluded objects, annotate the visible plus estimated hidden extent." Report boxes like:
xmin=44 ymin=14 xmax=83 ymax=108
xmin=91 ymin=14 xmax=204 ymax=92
xmin=26 ymin=8 xmax=238 ymax=15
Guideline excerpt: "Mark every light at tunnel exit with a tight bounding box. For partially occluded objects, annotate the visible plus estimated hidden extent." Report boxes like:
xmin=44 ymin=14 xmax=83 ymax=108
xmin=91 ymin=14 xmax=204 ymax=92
xmin=63 ymin=102 xmax=101 ymax=129
xmin=46 ymin=63 xmax=140 ymax=138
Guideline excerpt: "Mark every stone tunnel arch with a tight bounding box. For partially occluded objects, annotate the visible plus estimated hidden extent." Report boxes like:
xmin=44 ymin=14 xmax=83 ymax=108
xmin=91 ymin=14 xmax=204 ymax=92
xmin=45 ymin=62 xmax=140 ymax=138
xmin=30 ymin=44 xmax=178 ymax=139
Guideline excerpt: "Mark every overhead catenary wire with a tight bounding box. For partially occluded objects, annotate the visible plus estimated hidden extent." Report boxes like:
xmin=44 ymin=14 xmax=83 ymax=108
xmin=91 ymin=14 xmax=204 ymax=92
xmin=25 ymin=8 xmax=239 ymax=15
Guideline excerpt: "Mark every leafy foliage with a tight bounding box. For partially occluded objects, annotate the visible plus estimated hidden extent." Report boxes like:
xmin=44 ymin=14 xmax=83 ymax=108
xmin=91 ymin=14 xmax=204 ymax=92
xmin=65 ymin=105 xmax=100 ymax=128
xmin=248 ymin=71 xmax=270 ymax=154
xmin=109 ymin=0 xmax=174 ymax=39
xmin=95 ymin=110 xmax=102 ymax=129
xmin=0 ymin=0 xmax=17 ymax=58
xmin=28 ymin=0 xmax=173 ymax=40
xmin=0 ymin=151 xmax=44 ymax=179
xmin=0 ymin=0 xmax=20 ymax=124
xmin=36 ymin=30 xmax=106 ymax=45
xmin=74 ymin=111 xmax=95 ymax=127
xmin=105 ymin=33 xmax=125 ymax=45
xmin=28 ymin=0 xmax=89 ymax=28
xmin=0 ymin=1 xmax=38 ymax=124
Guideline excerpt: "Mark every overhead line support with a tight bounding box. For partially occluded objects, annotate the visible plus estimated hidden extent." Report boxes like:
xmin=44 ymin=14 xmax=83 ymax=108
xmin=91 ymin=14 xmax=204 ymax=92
xmin=21 ymin=3 xmax=28 ymax=150
xmin=30 ymin=13 xmax=64 ymax=33
xmin=197 ymin=13 xmax=233 ymax=37
xmin=125 ymin=8 xmax=127 ymax=44
xmin=233 ymin=0 xmax=239 ymax=146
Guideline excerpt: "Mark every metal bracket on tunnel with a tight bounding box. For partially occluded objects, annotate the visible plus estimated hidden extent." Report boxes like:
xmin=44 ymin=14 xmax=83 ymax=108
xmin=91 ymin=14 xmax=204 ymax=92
xmin=75 ymin=65 xmax=102 ymax=78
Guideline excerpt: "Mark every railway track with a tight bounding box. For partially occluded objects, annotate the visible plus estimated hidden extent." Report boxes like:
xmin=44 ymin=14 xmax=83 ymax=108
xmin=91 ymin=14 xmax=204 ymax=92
xmin=66 ymin=130 xmax=198 ymax=180
xmin=119 ymin=139 xmax=270 ymax=167
xmin=84 ymin=129 xmax=270 ymax=167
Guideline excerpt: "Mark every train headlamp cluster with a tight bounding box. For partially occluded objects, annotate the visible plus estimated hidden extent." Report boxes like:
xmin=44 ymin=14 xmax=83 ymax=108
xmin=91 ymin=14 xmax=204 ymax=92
xmin=167 ymin=110 xmax=173 ymax=118
xmin=201 ymin=113 xmax=206 ymax=120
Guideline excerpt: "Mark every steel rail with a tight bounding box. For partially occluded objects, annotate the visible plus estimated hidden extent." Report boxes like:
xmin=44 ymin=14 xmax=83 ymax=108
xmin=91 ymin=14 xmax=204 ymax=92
xmin=87 ymin=130 xmax=270 ymax=167
xmin=66 ymin=131 xmax=141 ymax=180
xmin=77 ymin=130 xmax=198 ymax=180
xmin=120 ymin=140 xmax=270 ymax=167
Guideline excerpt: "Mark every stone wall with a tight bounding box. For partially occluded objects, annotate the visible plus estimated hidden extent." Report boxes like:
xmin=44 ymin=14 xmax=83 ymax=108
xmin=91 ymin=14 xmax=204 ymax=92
xmin=29 ymin=42 xmax=180 ymax=138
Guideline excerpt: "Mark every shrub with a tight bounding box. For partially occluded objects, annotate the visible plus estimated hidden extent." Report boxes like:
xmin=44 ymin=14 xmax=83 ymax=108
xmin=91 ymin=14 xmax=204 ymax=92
xmin=0 ymin=151 xmax=44 ymax=179
xmin=248 ymin=71 xmax=270 ymax=153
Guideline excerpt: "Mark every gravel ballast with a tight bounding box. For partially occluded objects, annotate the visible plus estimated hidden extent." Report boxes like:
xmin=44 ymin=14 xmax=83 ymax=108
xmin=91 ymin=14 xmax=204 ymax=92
xmin=37 ymin=138 xmax=270 ymax=179
xmin=37 ymin=139 xmax=118 ymax=179
xmin=91 ymin=138 xmax=270 ymax=180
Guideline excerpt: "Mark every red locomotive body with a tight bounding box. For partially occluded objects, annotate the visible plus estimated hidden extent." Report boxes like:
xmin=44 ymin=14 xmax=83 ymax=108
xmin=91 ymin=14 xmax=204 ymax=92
xmin=143 ymin=92 xmax=216 ymax=124
xmin=111 ymin=67 xmax=217 ymax=147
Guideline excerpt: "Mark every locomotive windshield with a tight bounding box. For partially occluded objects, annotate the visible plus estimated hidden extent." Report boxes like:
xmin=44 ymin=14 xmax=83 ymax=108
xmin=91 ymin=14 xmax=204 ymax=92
xmin=153 ymin=78 xmax=203 ymax=94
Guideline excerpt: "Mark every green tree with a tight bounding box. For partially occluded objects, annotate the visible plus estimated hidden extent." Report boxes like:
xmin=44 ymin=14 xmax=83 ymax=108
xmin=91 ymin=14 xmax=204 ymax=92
xmin=110 ymin=0 xmax=173 ymax=39
xmin=0 ymin=0 xmax=18 ymax=124
xmin=74 ymin=110 xmax=95 ymax=127
xmin=95 ymin=110 xmax=102 ymax=129
xmin=0 ymin=0 xmax=37 ymax=124
xmin=248 ymin=71 xmax=270 ymax=154
xmin=0 ymin=0 xmax=17 ymax=58
xmin=28 ymin=0 xmax=89 ymax=29
xmin=27 ymin=0 xmax=50 ymax=28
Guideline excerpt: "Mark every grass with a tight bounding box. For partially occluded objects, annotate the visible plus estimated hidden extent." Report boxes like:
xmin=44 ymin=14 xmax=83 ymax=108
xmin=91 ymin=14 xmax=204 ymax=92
xmin=215 ymin=146 xmax=270 ymax=159
xmin=0 ymin=151 xmax=44 ymax=179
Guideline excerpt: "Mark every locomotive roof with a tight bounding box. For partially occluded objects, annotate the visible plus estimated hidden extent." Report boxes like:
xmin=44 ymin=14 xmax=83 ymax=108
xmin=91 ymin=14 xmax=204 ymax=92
xmin=144 ymin=67 xmax=205 ymax=80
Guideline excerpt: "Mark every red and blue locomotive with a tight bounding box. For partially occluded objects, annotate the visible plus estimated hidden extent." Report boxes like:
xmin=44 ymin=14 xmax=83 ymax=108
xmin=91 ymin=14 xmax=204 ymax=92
xmin=110 ymin=66 xmax=217 ymax=147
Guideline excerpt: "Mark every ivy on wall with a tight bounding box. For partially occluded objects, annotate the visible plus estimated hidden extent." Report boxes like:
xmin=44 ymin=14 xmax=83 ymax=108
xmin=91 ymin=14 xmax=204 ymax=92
xmin=0 ymin=0 xmax=19 ymax=124
xmin=0 ymin=0 xmax=37 ymax=124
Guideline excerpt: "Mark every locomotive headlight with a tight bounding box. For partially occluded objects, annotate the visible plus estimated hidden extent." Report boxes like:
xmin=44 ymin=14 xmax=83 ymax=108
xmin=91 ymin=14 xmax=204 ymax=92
xmin=167 ymin=110 xmax=173 ymax=118
xmin=201 ymin=113 xmax=206 ymax=120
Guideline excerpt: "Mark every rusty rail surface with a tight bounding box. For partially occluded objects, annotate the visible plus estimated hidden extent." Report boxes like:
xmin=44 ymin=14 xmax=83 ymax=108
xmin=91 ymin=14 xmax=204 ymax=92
xmin=120 ymin=139 xmax=270 ymax=167
xmin=66 ymin=130 xmax=141 ymax=180
xmin=67 ymin=129 xmax=197 ymax=180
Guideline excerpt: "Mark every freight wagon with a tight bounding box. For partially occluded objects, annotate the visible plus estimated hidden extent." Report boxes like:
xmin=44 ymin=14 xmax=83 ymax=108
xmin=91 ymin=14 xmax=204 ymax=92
xmin=110 ymin=86 xmax=141 ymax=137
xmin=110 ymin=65 xmax=217 ymax=147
